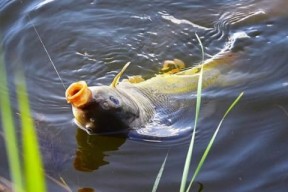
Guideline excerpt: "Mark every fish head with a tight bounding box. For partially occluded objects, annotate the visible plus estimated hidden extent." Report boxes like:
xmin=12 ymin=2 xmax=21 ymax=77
xmin=65 ymin=81 xmax=139 ymax=134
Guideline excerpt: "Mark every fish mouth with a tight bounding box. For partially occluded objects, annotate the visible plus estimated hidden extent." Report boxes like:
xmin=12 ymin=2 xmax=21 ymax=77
xmin=65 ymin=81 xmax=92 ymax=108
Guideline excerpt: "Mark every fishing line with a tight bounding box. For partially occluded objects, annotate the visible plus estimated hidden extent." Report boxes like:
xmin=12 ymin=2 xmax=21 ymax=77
xmin=19 ymin=0 xmax=67 ymax=90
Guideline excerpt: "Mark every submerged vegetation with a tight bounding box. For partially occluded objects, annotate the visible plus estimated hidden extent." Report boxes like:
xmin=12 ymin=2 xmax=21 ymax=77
xmin=0 ymin=45 xmax=46 ymax=192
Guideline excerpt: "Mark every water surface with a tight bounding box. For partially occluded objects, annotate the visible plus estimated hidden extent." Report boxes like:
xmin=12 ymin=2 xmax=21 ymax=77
xmin=1 ymin=0 xmax=288 ymax=191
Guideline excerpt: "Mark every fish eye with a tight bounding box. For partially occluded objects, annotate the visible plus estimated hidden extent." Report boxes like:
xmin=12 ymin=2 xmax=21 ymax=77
xmin=109 ymin=96 xmax=119 ymax=105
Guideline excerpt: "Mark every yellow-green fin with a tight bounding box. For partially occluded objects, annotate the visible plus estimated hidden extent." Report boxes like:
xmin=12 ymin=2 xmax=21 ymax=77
xmin=110 ymin=62 xmax=131 ymax=88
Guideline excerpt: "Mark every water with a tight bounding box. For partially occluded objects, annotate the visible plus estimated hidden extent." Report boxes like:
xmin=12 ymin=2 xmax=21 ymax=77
xmin=1 ymin=0 xmax=288 ymax=191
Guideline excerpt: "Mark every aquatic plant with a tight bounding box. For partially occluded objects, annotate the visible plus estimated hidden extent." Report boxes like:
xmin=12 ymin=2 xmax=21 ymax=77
xmin=185 ymin=92 xmax=243 ymax=192
xmin=152 ymin=33 xmax=244 ymax=192
xmin=179 ymin=33 xmax=205 ymax=192
xmin=0 ymin=46 xmax=46 ymax=192
xmin=0 ymin=47 xmax=24 ymax=192
xmin=152 ymin=153 xmax=169 ymax=192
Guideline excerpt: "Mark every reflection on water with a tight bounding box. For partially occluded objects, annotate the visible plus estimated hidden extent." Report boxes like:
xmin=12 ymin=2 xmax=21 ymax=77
xmin=1 ymin=0 xmax=288 ymax=191
xmin=74 ymin=129 xmax=126 ymax=171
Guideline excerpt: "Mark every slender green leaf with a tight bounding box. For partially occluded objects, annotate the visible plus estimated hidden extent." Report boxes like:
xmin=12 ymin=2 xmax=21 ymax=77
xmin=0 ymin=47 xmax=24 ymax=192
xmin=16 ymin=71 xmax=47 ymax=192
xmin=197 ymin=34 xmax=205 ymax=63
xmin=186 ymin=92 xmax=244 ymax=191
xmin=180 ymin=33 xmax=205 ymax=192
xmin=152 ymin=153 xmax=169 ymax=192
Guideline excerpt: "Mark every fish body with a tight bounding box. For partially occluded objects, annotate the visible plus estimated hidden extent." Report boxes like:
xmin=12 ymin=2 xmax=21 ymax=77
xmin=66 ymin=51 xmax=233 ymax=134
xmin=118 ymin=52 xmax=231 ymax=126
xmin=66 ymin=32 xmax=247 ymax=134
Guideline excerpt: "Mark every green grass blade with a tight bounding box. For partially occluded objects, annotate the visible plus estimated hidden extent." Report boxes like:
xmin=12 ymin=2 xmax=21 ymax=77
xmin=16 ymin=71 xmax=47 ymax=192
xmin=180 ymin=33 xmax=205 ymax=192
xmin=197 ymin=34 xmax=205 ymax=63
xmin=152 ymin=153 xmax=169 ymax=192
xmin=186 ymin=92 xmax=244 ymax=192
xmin=0 ymin=48 xmax=24 ymax=192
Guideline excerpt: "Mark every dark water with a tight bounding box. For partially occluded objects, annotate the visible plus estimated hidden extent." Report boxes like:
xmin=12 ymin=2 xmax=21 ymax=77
xmin=1 ymin=0 xmax=288 ymax=191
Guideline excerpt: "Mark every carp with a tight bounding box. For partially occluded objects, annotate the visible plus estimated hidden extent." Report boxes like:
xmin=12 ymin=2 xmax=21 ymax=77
xmin=65 ymin=32 xmax=247 ymax=134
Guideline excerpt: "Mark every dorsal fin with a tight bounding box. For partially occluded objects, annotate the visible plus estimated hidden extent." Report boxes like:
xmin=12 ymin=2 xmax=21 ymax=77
xmin=110 ymin=62 xmax=131 ymax=88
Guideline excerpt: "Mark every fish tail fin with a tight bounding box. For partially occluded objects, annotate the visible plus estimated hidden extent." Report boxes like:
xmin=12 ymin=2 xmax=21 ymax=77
xmin=203 ymin=31 xmax=250 ymax=69
xmin=178 ymin=31 xmax=250 ymax=75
